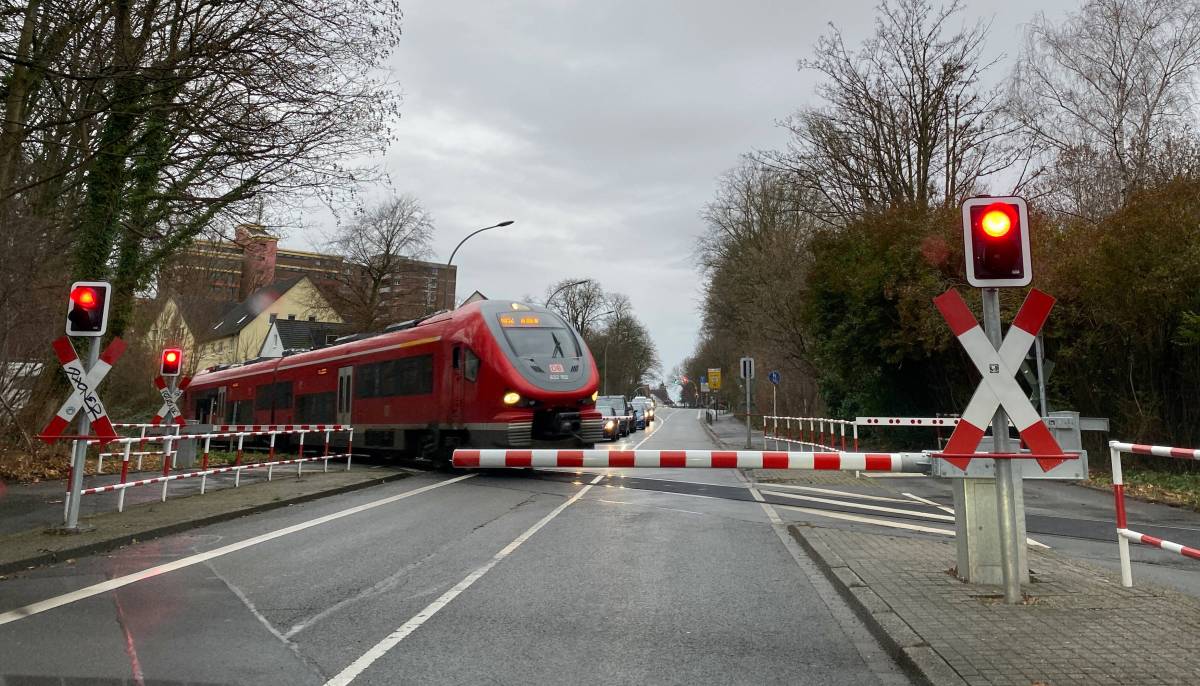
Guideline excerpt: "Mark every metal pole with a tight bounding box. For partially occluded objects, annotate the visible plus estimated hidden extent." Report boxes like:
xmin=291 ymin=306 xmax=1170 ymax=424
xmin=745 ymin=377 xmax=752 ymax=449
xmin=1034 ymin=333 xmax=1048 ymax=418
xmin=983 ymin=288 xmax=1023 ymax=605
xmin=64 ymin=337 xmax=101 ymax=530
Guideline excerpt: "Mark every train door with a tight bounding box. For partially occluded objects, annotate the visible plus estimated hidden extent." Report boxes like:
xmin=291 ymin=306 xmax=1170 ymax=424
xmin=337 ymin=366 xmax=353 ymax=425
xmin=216 ymin=387 xmax=226 ymax=423
xmin=450 ymin=346 xmax=465 ymax=425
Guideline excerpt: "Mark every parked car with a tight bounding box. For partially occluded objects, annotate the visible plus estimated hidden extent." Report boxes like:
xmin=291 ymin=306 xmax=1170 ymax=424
xmin=597 ymin=396 xmax=632 ymax=435
xmin=596 ymin=404 xmax=623 ymax=441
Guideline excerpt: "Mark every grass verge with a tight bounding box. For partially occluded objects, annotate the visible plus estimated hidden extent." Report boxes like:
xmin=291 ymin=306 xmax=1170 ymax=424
xmin=1086 ymin=468 xmax=1200 ymax=512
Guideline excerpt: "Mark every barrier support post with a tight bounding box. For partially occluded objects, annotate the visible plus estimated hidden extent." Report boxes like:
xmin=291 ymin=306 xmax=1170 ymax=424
xmin=137 ymin=426 xmax=147 ymax=470
xmin=267 ymin=433 xmax=276 ymax=481
xmin=840 ymin=422 xmax=847 ymax=451
xmin=234 ymin=434 xmax=244 ymax=487
xmin=853 ymin=424 xmax=859 ymax=451
xmin=346 ymin=429 xmax=353 ymax=471
xmin=297 ymin=432 xmax=305 ymax=477
xmin=200 ymin=436 xmax=211 ymax=494
xmin=63 ymin=457 xmax=73 ymax=523
xmin=323 ymin=430 xmax=331 ymax=472
xmin=160 ymin=435 xmax=174 ymax=502
xmin=1111 ymin=445 xmax=1133 ymax=587
xmin=118 ymin=441 xmax=132 ymax=512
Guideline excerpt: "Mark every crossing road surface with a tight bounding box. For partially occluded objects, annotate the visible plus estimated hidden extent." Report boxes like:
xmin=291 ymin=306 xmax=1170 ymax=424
xmin=0 ymin=407 xmax=909 ymax=685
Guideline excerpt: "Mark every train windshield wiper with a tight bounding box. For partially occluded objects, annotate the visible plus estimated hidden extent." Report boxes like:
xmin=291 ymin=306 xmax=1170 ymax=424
xmin=550 ymin=331 xmax=564 ymax=358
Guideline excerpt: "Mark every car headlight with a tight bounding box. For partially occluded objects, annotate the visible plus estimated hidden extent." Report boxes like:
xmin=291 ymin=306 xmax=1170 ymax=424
xmin=605 ymin=420 xmax=615 ymax=429
xmin=503 ymin=391 xmax=521 ymax=405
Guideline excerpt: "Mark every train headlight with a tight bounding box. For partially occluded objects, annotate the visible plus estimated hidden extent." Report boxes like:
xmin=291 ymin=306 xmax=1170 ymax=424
xmin=591 ymin=391 xmax=598 ymax=402
xmin=503 ymin=391 xmax=521 ymax=405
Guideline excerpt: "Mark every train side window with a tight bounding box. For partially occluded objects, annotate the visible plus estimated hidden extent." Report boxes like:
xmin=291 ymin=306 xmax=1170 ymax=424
xmin=452 ymin=347 xmax=461 ymax=370
xmin=464 ymin=349 xmax=479 ymax=382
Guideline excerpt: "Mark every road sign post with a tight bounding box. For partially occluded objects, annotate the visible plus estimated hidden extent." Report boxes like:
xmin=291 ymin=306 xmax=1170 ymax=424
xmin=768 ymin=370 xmax=780 ymax=418
xmin=740 ymin=357 xmax=754 ymax=448
xmin=65 ymin=337 xmax=100 ymax=531
xmin=982 ymin=288 xmax=1024 ymax=605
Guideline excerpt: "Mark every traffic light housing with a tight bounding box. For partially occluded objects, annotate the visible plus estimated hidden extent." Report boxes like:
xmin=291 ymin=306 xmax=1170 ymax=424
xmin=65 ymin=281 xmax=111 ymax=336
xmin=160 ymin=348 xmax=183 ymax=377
xmin=961 ymin=196 xmax=1032 ymax=288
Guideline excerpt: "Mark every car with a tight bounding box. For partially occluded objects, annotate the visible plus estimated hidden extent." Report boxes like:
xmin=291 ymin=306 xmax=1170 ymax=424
xmin=596 ymin=404 xmax=623 ymax=441
xmin=597 ymin=395 xmax=634 ymax=434
xmin=630 ymin=403 xmax=646 ymax=429
xmin=630 ymin=396 xmax=655 ymax=424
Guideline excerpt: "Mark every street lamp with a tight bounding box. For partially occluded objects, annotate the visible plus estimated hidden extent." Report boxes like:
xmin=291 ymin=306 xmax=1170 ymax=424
xmin=440 ymin=220 xmax=514 ymax=309
xmin=545 ymin=279 xmax=590 ymax=307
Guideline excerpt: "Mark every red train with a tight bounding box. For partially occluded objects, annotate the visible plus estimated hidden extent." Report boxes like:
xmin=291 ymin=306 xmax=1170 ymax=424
xmin=183 ymin=300 xmax=604 ymax=460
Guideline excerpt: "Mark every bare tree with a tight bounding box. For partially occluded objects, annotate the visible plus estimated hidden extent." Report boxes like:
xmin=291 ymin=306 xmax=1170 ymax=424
xmin=764 ymin=0 xmax=1014 ymax=223
xmin=545 ymin=278 xmax=611 ymax=337
xmin=324 ymin=195 xmax=435 ymax=332
xmin=1010 ymin=0 xmax=1200 ymax=216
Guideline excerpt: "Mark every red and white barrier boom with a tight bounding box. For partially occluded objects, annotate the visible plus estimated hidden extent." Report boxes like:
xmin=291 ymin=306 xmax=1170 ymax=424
xmin=932 ymin=288 xmax=1070 ymax=471
xmin=1109 ymin=441 xmax=1200 ymax=587
xmin=452 ymin=449 xmax=928 ymax=472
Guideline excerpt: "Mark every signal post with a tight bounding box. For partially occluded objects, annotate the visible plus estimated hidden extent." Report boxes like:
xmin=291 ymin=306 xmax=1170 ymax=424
xmin=62 ymin=281 xmax=112 ymax=531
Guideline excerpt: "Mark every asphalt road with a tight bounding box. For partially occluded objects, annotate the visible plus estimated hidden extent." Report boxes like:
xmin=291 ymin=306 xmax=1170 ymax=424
xmin=0 ymin=407 xmax=909 ymax=685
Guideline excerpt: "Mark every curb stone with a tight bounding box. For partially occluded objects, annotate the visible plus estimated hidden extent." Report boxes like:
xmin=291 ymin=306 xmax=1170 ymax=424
xmin=788 ymin=524 xmax=967 ymax=686
xmin=0 ymin=471 xmax=412 ymax=576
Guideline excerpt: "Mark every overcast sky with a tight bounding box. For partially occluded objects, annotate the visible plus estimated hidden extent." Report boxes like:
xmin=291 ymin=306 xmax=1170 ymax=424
xmin=296 ymin=0 xmax=1074 ymax=382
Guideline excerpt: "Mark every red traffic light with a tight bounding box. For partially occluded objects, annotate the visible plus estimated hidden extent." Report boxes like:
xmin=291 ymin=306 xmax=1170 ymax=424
xmin=961 ymin=197 xmax=1031 ymax=288
xmin=980 ymin=205 xmax=1014 ymax=238
xmin=160 ymin=348 xmax=183 ymax=376
xmin=66 ymin=281 xmax=111 ymax=336
xmin=72 ymin=287 xmax=98 ymax=308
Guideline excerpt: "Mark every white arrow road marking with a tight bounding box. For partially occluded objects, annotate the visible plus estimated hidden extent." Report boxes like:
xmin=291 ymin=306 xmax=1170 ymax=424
xmin=758 ymin=490 xmax=956 ymax=522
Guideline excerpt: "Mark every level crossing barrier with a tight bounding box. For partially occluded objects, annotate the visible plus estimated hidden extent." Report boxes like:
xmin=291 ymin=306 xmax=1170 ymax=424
xmin=761 ymin=416 xmax=856 ymax=451
xmin=58 ymin=425 xmax=354 ymax=518
xmin=453 ymin=448 xmax=928 ymax=472
xmin=1109 ymin=441 xmax=1200 ymax=587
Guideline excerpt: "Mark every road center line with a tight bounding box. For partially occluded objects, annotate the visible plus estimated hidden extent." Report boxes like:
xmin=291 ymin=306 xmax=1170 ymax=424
xmin=0 ymin=473 xmax=477 ymax=627
xmin=324 ymin=474 xmax=605 ymax=686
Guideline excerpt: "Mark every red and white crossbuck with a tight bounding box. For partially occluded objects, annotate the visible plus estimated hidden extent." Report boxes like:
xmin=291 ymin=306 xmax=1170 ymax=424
xmin=933 ymin=288 xmax=1069 ymax=471
xmin=41 ymin=336 xmax=126 ymax=444
xmin=152 ymin=374 xmax=191 ymax=425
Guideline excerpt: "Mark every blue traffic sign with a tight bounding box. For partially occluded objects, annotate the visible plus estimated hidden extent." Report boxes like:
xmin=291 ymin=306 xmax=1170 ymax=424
xmin=768 ymin=370 xmax=781 ymax=385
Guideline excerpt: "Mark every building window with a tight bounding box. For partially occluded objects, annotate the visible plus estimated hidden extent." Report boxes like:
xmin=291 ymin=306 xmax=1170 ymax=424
xmin=287 ymin=314 xmax=295 ymax=320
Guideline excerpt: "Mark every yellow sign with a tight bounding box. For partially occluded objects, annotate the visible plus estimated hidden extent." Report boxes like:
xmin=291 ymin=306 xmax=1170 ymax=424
xmin=707 ymin=368 xmax=721 ymax=390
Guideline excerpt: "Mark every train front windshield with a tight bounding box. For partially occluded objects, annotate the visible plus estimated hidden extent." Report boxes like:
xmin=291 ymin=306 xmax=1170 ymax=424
xmin=504 ymin=326 xmax=582 ymax=358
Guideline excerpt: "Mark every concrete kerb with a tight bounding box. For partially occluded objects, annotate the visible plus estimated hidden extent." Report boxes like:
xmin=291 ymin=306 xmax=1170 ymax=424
xmin=0 ymin=469 xmax=412 ymax=576
xmin=789 ymin=524 xmax=964 ymax=686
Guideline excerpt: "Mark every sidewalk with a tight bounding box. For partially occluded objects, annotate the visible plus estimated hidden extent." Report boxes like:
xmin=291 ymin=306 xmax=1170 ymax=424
xmin=793 ymin=524 xmax=1200 ymax=685
xmin=0 ymin=465 xmax=411 ymax=575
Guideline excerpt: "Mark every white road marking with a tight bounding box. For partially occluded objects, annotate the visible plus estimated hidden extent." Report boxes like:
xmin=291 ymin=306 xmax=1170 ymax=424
xmin=776 ymin=504 xmax=957 ymax=536
xmin=760 ymin=482 xmax=923 ymax=504
xmin=899 ymin=492 xmax=1050 ymax=549
xmin=863 ymin=473 xmax=925 ymax=478
xmin=0 ymin=474 xmax=477 ymax=627
xmin=324 ymin=474 xmax=605 ymax=686
xmin=758 ymin=490 xmax=956 ymax=522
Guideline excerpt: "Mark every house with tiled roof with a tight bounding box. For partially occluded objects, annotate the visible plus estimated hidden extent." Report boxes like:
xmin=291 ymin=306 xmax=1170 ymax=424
xmin=186 ymin=275 xmax=341 ymax=369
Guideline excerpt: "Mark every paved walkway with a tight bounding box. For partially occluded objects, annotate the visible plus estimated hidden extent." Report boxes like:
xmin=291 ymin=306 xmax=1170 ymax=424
xmin=795 ymin=524 xmax=1200 ymax=685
